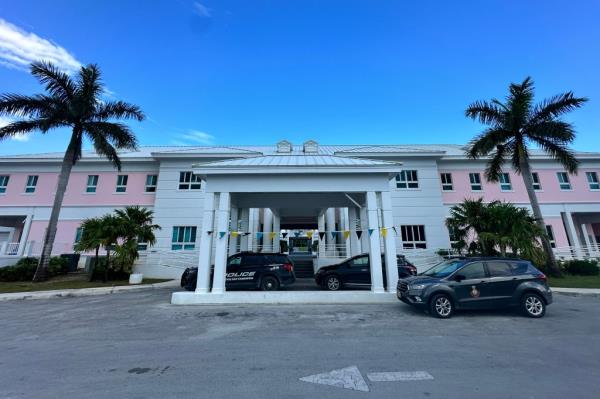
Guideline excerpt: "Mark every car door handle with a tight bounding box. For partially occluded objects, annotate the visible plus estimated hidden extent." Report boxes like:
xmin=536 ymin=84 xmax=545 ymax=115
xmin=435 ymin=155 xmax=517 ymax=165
xmin=479 ymin=280 xmax=487 ymax=284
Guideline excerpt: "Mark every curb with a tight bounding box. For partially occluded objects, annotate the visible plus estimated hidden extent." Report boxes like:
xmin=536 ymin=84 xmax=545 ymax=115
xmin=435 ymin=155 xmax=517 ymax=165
xmin=552 ymin=287 xmax=600 ymax=298
xmin=0 ymin=280 xmax=178 ymax=302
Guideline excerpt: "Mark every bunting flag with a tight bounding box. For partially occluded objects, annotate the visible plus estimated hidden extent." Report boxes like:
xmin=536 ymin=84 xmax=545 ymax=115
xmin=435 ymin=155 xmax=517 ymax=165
xmin=207 ymin=231 xmax=213 ymax=235
xmin=243 ymin=232 xmax=251 ymax=236
xmin=306 ymin=231 xmax=313 ymax=240
xmin=381 ymin=228 xmax=388 ymax=238
xmin=294 ymin=231 xmax=301 ymax=237
xmin=318 ymin=232 xmax=326 ymax=240
xmin=330 ymin=231 xmax=337 ymax=240
xmin=230 ymin=231 xmax=239 ymax=238
xmin=392 ymin=226 xmax=398 ymax=235
xmin=256 ymin=232 xmax=264 ymax=240
xmin=343 ymin=230 xmax=350 ymax=240
xmin=218 ymin=231 xmax=227 ymax=239
xmin=368 ymin=229 xmax=374 ymax=236
xmin=282 ymin=232 xmax=288 ymax=238
xmin=269 ymin=231 xmax=277 ymax=240
xmin=356 ymin=230 xmax=363 ymax=240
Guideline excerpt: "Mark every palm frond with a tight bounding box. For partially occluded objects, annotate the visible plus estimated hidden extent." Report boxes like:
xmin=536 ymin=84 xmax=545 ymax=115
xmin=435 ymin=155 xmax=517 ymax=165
xmin=527 ymin=120 xmax=576 ymax=143
xmin=83 ymin=121 xmax=138 ymax=150
xmin=466 ymin=128 xmax=511 ymax=159
xmin=0 ymin=119 xmax=62 ymax=140
xmin=0 ymin=94 xmax=61 ymax=118
xmin=95 ymin=101 xmax=145 ymax=121
xmin=529 ymin=92 xmax=588 ymax=123
xmin=30 ymin=61 xmax=76 ymax=101
xmin=531 ymin=137 xmax=579 ymax=174
xmin=506 ymin=77 xmax=534 ymax=131
xmin=90 ymin=133 xmax=123 ymax=170
xmin=76 ymin=64 xmax=103 ymax=109
xmin=484 ymin=142 xmax=510 ymax=182
xmin=465 ymin=100 xmax=505 ymax=125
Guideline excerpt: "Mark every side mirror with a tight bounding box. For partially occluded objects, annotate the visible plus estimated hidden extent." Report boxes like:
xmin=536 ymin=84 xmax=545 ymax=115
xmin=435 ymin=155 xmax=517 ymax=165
xmin=454 ymin=274 xmax=466 ymax=282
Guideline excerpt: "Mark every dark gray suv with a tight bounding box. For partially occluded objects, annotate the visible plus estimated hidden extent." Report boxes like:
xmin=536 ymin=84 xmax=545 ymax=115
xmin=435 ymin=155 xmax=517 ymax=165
xmin=397 ymin=257 xmax=553 ymax=318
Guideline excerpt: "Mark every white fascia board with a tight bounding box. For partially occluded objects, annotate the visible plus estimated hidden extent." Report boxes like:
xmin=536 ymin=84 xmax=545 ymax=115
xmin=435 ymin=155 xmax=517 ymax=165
xmin=192 ymin=166 xmax=402 ymax=177
xmin=334 ymin=151 xmax=445 ymax=158
xmin=150 ymin=152 xmax=261 ymax=159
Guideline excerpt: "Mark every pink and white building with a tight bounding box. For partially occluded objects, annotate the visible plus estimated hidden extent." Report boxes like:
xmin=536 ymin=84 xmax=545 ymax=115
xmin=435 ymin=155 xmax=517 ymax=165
xmin=1 ymin=141 xmax=599 ymax=283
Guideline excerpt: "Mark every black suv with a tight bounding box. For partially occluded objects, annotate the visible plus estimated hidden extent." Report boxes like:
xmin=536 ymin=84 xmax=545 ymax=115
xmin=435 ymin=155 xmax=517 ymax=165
xmin=315 ymin=253 xmax=417 ymax=291
xmin=397 ymin=257 xmax=553 ymax=318
xmin=180 ymin=252 xmax=296 ymax=291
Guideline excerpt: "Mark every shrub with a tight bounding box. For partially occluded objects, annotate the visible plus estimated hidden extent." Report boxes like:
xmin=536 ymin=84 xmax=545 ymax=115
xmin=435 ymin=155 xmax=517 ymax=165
xmin=48 ymin=256 xmax=69 ymax=276
xmin=0 ymin=256 xmax=70 ymax=282
xmin=89 ymin=257 xmax=129 ymax=281
xmin=561 ymin=260 xmax=599 ymax=276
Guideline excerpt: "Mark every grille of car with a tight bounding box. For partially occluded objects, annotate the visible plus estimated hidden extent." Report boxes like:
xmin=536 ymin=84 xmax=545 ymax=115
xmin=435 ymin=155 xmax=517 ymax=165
xmin=398 ymin=281 xmax=409 ymax=293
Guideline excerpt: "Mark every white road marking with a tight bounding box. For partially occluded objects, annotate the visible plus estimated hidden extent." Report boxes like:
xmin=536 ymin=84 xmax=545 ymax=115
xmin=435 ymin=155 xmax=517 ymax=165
xmin=299 ymin=365 xmax=370 ymax=392
xmin=367 ymin=371 xmax=434 ymax=382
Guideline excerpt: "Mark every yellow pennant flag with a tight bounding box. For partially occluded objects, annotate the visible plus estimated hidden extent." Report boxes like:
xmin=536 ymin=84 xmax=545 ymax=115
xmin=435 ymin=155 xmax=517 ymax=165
xmin=231 ymin=231 xmax=239 ymax=238
xmin=306 ymin=230 xmax=313 ymax=240
xmin=269 ymin=231 xmax=277 ymax=240
xmin=381 ymin=228 xmax=388 ymax=238
xmin=343 ymin=230 xmax=350 ymax=240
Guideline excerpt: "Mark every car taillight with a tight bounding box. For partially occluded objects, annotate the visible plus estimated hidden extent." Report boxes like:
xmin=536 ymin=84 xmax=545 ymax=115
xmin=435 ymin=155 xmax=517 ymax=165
xmin=282 ymin=263 xmax=293 ymax=272
xmin=537 ymin=273 xmax=547 ymax=282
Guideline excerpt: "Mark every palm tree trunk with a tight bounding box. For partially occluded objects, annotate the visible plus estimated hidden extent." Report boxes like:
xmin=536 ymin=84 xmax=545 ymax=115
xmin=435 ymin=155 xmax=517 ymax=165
xmin=89 ymin=246 xmax=100 ymax=282
xmin=105 ymin=248 xmax=110 ymax=283
xmin=33 ymin=131 xmax=79 ymax=282
xmin=518 ymin=158 xmax=562 ymax=276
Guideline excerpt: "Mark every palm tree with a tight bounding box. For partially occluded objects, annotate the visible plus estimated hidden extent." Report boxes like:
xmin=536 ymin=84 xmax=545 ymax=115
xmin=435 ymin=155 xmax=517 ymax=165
xmin=465 ymin=77 xmax=587 ymax=276
xmin=446 ymin=198 xmax=498 ymax=255
xmin=98 ymin=214 xmax=124 ymax=282
xmin=0 ymin=62 xmax=144 ymax=281
xmin=73 ymin=217 xmax=104 ymax=282
xmin=114 ymin=206 xmax=160 ymax=272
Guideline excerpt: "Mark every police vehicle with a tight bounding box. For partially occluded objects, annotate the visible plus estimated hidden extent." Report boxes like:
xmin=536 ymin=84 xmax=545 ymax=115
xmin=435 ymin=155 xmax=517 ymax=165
xmin=397 ymin=257 xmax=553 ymax=318
xmin=180 ymin=252 xmax=296 ymax=291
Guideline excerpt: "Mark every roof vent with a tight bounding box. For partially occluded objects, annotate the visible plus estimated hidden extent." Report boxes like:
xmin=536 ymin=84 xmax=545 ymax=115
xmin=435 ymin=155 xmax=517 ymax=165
xmin=303 ymin=140 xmax=318 ymax=154
xmin=276 ymin=140 xmax=292 ymax=153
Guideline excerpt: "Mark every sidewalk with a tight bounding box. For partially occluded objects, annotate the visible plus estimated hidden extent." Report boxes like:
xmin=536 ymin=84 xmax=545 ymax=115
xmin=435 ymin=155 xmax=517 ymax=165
xmin=0 ymin=279 xmax=178 ymax=302
xmin=552 ymin=287 xmax=600 ymax=297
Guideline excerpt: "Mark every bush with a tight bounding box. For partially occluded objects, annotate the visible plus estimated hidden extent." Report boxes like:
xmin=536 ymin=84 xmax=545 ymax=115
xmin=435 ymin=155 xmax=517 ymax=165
xmin=0 ymin=256 xmax=70 ymax=282
xmin=49 ymin=256 xmax=69 ymax=276
xmin=89 ymin=257 xmax=130 ymax=281
xmin=561 ymin=260 xmax=599 ymax=276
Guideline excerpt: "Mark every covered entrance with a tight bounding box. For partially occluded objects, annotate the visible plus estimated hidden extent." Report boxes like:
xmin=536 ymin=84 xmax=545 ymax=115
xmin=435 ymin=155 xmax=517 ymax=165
xmin=171 ymin=154 xmax=403 ymax=304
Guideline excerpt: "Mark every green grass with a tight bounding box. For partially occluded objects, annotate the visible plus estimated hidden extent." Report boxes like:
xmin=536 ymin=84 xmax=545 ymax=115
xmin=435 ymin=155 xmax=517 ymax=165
xmin=0 ymin=274 xmax=172 ymax=294
xmin=548 ymin=274 xmax=600 ymax=289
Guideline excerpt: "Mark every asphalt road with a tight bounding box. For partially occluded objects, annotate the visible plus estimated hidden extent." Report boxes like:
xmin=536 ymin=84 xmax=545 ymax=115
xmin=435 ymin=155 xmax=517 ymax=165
xmin=1 ymin=289 xmax=599 ymax=399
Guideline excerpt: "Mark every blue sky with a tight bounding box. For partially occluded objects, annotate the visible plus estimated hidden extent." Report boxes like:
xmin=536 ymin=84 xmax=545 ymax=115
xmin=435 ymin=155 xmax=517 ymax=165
xmin=0 ymin=0 xmax=599 ymax=155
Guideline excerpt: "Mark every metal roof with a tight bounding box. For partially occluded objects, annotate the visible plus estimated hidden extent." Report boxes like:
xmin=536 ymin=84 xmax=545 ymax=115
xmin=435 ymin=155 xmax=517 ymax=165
xmin=194 ymin=155 xmax=401 ymax=168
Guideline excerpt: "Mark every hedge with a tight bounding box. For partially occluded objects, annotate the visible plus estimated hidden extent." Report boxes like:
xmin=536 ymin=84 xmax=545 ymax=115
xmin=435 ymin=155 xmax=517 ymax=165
xmin=560 ymin=259 xmax=599 ymax=276
xmin=0 ymin=256 xmax=69 ymax=282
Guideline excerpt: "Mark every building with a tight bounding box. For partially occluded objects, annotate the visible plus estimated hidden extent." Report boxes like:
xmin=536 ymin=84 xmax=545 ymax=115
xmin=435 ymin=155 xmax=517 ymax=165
xmin=1 ymin=141 xmax=599 ymax=298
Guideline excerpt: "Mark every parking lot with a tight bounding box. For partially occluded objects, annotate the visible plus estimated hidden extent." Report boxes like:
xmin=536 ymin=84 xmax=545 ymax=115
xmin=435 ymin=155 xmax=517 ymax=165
xmin=1 ymin=289 xmax=599 ymax=399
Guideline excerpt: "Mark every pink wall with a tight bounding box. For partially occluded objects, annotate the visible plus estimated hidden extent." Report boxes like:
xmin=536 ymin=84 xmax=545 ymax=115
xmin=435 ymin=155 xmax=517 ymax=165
xmin=440 ymin=169 xmax=600 ymax=204
xmin=545 ymin=217 xmax=569 ymax=248
xmin=0 ymin=172 xmax=155 ymax=207
xmin=28 ymin=220 xmax=82 ymax=254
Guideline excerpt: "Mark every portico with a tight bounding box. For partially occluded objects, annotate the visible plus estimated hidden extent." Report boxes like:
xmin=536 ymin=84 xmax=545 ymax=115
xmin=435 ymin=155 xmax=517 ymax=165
xmin=171 ymin=154 xmax=402 ymax=304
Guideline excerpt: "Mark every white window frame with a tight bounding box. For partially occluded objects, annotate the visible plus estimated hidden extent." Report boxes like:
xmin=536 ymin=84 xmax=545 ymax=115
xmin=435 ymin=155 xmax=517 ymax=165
xmin=0 ymin=175 xmax=9 ymax=194
xmin=557 ymin=172 xmax=571 ymax=190
xmin=545 ymin=225 xmax=556 ymax=248
xmin=469 ymin=172 xmax=482 ymax=191
xmin=116 ymin=174 xmax=128 ymax=193
xmin=86 ymin=175 xmax=99 ymax=193
xmin=25 ymin=175 xmax=38 ymax=193
xmin=440 ymin=173 xmax=453 ymax=191
xmin=400 ymin=225 xmax=427 ymax=249
xmin=585 ymin=171 xmax=600 ymax=190
xmin=531 ymin=172 xmax=542 ymax=191
xmin=145 ymin=174 xmax=158 ymax=192
xmin=396 ymin=170 xmax=419 ymax=189
xmin=171 ymin=226 xmax=197 ymax=250
xmin=499 ymin=173 xmax=512 ymax=191
xmin=178 ymin=171 xmax=202 ymax=190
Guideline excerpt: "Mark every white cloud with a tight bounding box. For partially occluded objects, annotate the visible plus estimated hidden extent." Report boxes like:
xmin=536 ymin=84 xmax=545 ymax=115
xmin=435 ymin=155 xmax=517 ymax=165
xmin=192 ymin=2 xmax=212 ymax=17
xmin=172 ymin=130 xmax=215 ymax=145
xmin=0 ymin=18 xmax=81 ymax=73
xmin=0 ymin=116 xmax=30 ymax=142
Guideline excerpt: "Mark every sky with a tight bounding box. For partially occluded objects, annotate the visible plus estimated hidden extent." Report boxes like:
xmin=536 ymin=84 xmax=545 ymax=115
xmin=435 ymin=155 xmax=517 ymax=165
xmin=0 ymin=0 xmax=599 ymax=155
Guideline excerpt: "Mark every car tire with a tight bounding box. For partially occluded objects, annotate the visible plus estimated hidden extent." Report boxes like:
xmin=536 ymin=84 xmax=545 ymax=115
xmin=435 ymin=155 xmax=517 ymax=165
xmin=429 ymin=294 xmax=454 ymax=318
xmin=324 ymin=275 xmax=342 ymax=291
xmin=521 ymin=292 xmax=546 ymax=318
xmin=260 ymin=276 xmax=280 ymax=291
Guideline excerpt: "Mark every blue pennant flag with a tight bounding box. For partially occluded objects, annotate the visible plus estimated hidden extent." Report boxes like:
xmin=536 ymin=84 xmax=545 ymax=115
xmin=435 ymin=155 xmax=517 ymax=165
xmin=256 ymin=232 xmax=264 ymax=240
xmin=368 ymin=229 xmax=374 ymax=236
xmin=330 ymin=231 xmax=337 ymax=239
xmin=219 ymin=231 xmax=227 ymax=239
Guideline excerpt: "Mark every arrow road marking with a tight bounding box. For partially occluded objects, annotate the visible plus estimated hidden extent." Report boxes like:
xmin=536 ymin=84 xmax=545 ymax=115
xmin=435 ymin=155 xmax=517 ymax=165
xmin=299 ymin=365 xmax=370 ymax=392
xmin=367 ymin=371 xmax=434 ymax=382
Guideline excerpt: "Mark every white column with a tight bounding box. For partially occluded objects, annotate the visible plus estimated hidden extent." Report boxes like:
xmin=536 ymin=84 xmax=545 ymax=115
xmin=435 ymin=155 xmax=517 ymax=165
xmin=250 ymin=208 xmax=260 ymax=251
xmin=318 ymin=213 xmax=325 ymax=255
xmin=263 ymin=208 xmax=273 ymax=252
xmin=17 ymin=214 xmax=33 ymax=256
xmin=212 ymin=192 xmax=231 ymax=294
xmin=239 ymin=208 xmax=250 ymax=251
xmin=360 ymin=206 xmax=369 ymax=252
xmin=366 ymin=191 xmax=384 ymax=293
xmin=272 ymin=212 xmax=280 ymax=253
xmin=228 ymin=207 xmax=239 ymax=256
xmin=381 ymin=191 xmax=399 ymax=292
xmin=564 ymin=211 xmax=583 ymax=259
xmin=342 ymin=208 xmax=351 ymax=257
xmin=348 ymin=207 xmax=361 ymax=256
xmin=196 ymin=193 xmax=216 ymax=293
xmin=326 ymin=208 xmax=336 ymax=255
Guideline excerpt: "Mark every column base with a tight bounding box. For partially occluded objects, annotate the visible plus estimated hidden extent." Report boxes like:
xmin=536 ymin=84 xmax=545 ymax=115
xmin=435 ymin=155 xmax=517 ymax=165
xmin=371 ymin=286 xmax=385 ymax=294
xmin=211 ymin=288 xmax=225 ymax=294
xmin=194 ymin=287 xmax=210 ymax=294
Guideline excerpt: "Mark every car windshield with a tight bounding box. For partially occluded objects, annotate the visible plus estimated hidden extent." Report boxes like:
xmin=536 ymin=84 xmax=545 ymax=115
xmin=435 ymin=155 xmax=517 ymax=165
xmin=420 ymin=260 xmax=464 ymax=278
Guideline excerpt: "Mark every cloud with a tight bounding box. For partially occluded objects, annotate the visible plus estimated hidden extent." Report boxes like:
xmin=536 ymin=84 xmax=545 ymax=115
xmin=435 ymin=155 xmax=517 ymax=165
xmin=0 ymin=18 xmax=81 ymax=73
xmin=0 ymin=116 xmax=30 ymax=142
xmin=172 ymin=130 xmax=215 ymax=145
xmin=192 ymin=2 xmax=212 ymax=17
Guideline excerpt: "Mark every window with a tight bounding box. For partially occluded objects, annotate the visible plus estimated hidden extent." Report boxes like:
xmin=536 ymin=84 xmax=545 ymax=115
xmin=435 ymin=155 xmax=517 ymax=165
xmin=25 ymin=175 xmax=38 ymax=193
xmin=532 ymin=172 xmax=541 ymax=191
xmin=487 ymin=261 xmax=513 ymax=277
xmin=400 ymin=225 xmax=427 ymax=249
xmin=171 ymin=226 xmax=197 ymax=250
xmin=179 ymin=171 xmax=202 ymax=190
xmin=349 ymin=256 xmax=369 ymax=267
xmin=396 ymin=170 xmax=419 ymax=189
xmin=469 ymin=173 xmax=482 ymax=191
xmin=86 ymin=175 xmax=98 ymax=193
xmin=458 ymin=262 xmax=486 ymax=279
xmin=546 ymin=225 xmax=556 ymax=248
xmin=586 ymin=172 xmax=600 ymax=190
xmin=74 ymin=227 xmax=83 ymax=243
xmin=440 ymin=173 xmax=453 ymax=191
xmin=499 ymin=173 xmax=512 ymax=191
xmin=145 ymin=174 xmax=158 ymax=192
xmin=0 ymin=175 xmax=9 ymax=193
xmin=228 ymin=256 xmax=242 ymax=265
xmin=241 ymin=255 xmax=266 ymax=265
xmin=115 ymin=175 xmax=128 ymax=192
xmin=557 ymin=172 xmax=571 ymax=190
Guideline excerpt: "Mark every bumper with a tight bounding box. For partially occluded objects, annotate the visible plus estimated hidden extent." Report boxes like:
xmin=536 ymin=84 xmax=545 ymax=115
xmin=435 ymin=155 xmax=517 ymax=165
xmin=544 ymin=289 xmax=553 ymax=305
xmin=396 ymin=288 xmax=427 ymax=307
xmin=280 ymin=274 xmax=296 ymax=287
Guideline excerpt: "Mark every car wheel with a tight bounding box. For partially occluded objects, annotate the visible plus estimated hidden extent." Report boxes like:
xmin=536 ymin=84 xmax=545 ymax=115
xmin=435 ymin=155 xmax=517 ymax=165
xmin=260 ymin=276 xmax=280 ymax=291
xmin=521 ymin=293 xmax=546 ymax=318
xmin=429 ymin=294 xmax=453 ymax=318
xmin=324 ymin=275 xmax=342 ymax=291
